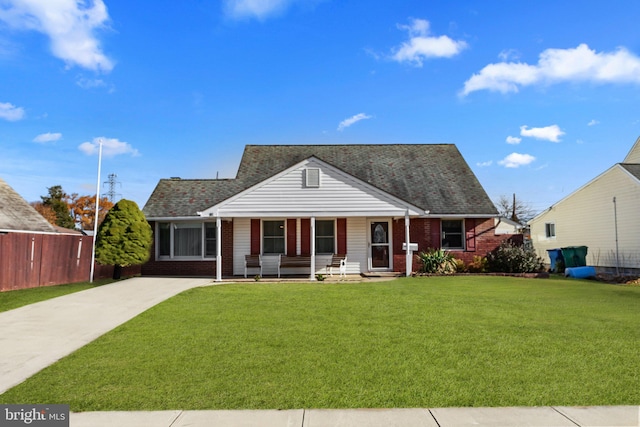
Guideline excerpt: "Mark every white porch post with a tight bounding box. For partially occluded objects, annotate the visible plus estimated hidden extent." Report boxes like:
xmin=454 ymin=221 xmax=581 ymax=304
xmin=405 ymin=211 xmax=411 ymax=277
xmin=310 ymin=216 xmax=316 ymax=281
xmin=216 ymin=216 xmax=222 ymax=282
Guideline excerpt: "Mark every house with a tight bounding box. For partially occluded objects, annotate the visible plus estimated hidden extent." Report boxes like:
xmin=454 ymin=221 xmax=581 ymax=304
xmin=529 ymin=137 xmax=640 ymax=274
xmin=0 ymin=178 xmax=89 ymax=290
xmin=0 ymin=178 xmax=59 ymax=234
xmin=494 ymin=217 xmax=524 ymax=235
xmin=142 ymin=144 xmax=509 ymax=280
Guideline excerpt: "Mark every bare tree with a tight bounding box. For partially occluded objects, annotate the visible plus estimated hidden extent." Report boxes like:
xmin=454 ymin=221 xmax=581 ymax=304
xmin=495 ymin=194 xmax=536 ymax=225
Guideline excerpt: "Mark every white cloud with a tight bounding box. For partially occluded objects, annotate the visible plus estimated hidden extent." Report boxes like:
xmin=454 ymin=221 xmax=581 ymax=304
xmin=588 ymin=119 xmax=599 ymax=126
xmin=476 ymin=160 xmax=492 ymax=167
xmin=76 ymin=76 xmax=106 ymax=89
xmin=0 ymin=101 xmax=25 ymax=121
xmin=506 ymin=136 xmax=521 ymax=145
xmin=337 ymin=113 xmax=372 ymax=131
xmin=224 ymin=0 xmax=294 ymax=20
xmin=520 ymin=124 xmax=564 ymax=142
xmin=461 ymin=44 xmax=640 ymax=96
xmin=33 ymin=132 xmax=62 ymax=143
xmin=78 ymin=137 xmax=140 ymax=157
xmin=391 ymin=18 xmax=467 ymax=66
xmin=498 ymin=48 xmax=521 ymax=62
xmin=0 ymin=0 xmax=113 ymax=72
xmin=498 ymin=153 xmax=536 ymax=168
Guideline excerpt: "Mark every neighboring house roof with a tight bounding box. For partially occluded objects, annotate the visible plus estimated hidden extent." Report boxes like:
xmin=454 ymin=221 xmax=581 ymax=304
xmin=0 ymin=178 xmax=58 ymax=233
xmin=620 ymin=163 xmax=640 ymax=181
xmin=143 ymin=144 xmax=498 ymax=218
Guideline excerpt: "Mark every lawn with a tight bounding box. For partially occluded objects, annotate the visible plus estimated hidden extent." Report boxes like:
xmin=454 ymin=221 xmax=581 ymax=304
xmin=1 ymin=276 xmax=639 ymax=410
xmin=0 ymin=278 xmax=115 ymax=313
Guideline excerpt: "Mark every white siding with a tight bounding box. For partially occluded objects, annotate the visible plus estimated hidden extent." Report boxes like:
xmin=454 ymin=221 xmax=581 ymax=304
xmin=346 ymin=217 xmax=367 ymax=274
xmin=233 ymin=218 xmax=251 ymax=276
xmin=211 ymin=158 xmax=422 ymax=217
xmin=530 ymin=166 xmax=640 ymax=270
xmin=624 ymin=137 xmax=640 ymax=163
xmin=232 ymin=216 xmax=368 ymax=276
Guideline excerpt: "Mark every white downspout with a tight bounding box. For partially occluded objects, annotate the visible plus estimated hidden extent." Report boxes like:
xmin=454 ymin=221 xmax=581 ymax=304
xmin=216 ymin=215 xmax=222 ymax=282
xmin=310 ymin=216 xmax=316 ymax=281
xmin=405 ymin=211 xmax=411 ymax=277
xmin=613 ymin=197 xmax=620 ymax=275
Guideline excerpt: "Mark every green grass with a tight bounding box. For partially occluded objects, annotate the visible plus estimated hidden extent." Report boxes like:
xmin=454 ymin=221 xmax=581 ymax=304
xmin=0 ymin=279 xmax=115 ymax=313
xmin=1 ymin=276 xmax=639 ymax=410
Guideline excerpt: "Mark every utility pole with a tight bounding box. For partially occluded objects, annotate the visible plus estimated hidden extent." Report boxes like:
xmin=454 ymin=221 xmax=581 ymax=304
xmin=511 ymin=193 xmax=519 ymax=223
xmin=104 ymin=173 xmax=122 ymax=203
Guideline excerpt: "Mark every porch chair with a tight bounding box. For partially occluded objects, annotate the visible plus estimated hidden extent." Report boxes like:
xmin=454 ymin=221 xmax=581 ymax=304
xmin=244 ymin=254 xmax=262 ymax=278
xmin=326 ymin=254 xmax=347 ymax=278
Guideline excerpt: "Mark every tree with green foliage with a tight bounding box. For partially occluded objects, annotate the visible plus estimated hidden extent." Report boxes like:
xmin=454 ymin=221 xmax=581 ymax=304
xmin=40 ymin=185 xmax=75 ymax=229
xmin=95 ymin=199 xmax=152 ymax=279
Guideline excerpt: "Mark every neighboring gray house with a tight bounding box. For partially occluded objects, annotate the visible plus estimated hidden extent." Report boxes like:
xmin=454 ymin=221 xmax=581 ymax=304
xmin=143 ymin=144 xmax=508 ymax=280
xmin=529 ymin=137 xmax=640 ymax=274
xmin=0 ymin=178 xmax=58 ymax=234
xmin=0 ymin=178 xmax=94 ymax=290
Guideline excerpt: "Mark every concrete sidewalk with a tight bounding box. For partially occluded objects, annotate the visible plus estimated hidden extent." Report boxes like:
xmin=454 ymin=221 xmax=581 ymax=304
xmin=0 ymin=277 xmax=214 ymax=394
xmin=70 ymin=406 xmax=640 ymax=426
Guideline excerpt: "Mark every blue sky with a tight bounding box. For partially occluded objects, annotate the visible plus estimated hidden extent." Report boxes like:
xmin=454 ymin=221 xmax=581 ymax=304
xmin=1 ymin=0 xmax=640 ymax=215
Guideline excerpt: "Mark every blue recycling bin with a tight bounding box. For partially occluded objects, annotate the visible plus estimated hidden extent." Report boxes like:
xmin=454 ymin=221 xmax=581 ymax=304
xmin=565 ymin=266 xmax=596 ymax=279
xmin=546 ymin=249 xmax=564 ymax=273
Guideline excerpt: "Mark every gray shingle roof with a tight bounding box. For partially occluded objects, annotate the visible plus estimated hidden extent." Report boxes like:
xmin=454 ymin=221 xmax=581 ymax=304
xmin=620 ymin=163 xmax=640 ymax=181
xmin=143 ymin=144 xmax=498 ymax=217
xmin=0 ymin=178 xmax=58 ymax=233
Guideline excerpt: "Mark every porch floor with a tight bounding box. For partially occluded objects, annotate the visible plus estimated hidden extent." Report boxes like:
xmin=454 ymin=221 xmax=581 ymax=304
xmin=217 ymin=274 xmax=399 ymax=283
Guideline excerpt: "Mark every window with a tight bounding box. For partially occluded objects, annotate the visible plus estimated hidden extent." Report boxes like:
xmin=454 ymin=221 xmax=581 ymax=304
xmin=545 ymin=223 xmax=556 ymax=238
xmin=263 ymin=220 xmax=285 ymax=254
xmin=315 ymin=220 xmax=335 ymax=254
xmin=174 ymin=223 xmax=201 ymax=256
xmin=157 ymin=222 xmax=216 ymax=259
xmin=205 ymin=223 xmax=217 ymax=256
xmin=441 ymin=220 xmax=464 ymax=249
xmin=159 ymin=222 xmax=171 ymax=256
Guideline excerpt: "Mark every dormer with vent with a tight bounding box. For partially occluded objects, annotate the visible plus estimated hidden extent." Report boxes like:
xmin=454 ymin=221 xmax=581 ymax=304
xmin=304 ymin=168 xmax=320 ymax=188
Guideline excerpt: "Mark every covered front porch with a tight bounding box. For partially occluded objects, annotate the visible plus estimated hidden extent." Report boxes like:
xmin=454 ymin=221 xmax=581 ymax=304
xmin=223 ymin=214 xmax=418 ymax=281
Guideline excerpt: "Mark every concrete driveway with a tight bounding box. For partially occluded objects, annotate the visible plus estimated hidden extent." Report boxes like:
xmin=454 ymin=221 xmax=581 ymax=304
xmin=0 ymin=277 xmax=213 ymax=394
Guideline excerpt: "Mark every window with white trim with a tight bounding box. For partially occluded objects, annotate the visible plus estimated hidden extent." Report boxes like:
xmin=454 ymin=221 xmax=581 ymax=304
xmin=441 ymin=219 xmax=464 ymax=250
xmin=263 ymin=220 xmax=285 ymax=254
xmin=545 ymin=223 xmax=556 ymax=238
xmin=315 ymin=220 xmax=335 ymax=254
xmin=157 ymin=222 xmax=216 ymax=259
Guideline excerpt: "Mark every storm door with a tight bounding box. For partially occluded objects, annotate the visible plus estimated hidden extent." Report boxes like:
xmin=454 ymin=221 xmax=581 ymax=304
xmin=369 ymin=221 xmax=391 ymax=270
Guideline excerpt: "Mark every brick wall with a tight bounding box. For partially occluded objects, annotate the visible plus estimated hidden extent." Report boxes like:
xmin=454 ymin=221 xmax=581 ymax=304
xmin=142 ymin=220 xmax=234 ymax=277
xmin=392 ymin=217 xmax=518 ymax=273
xmin=392 ymin=217 xmax=433 ymax=273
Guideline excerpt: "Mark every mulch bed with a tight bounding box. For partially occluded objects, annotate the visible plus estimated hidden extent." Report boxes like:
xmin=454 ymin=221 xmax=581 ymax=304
xmin=594 ymin=274 xmax=640 ymax=285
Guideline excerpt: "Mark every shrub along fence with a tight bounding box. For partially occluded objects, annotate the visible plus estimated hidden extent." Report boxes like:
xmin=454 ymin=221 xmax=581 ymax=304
xmin=0 ymin=232 xmax=140 ymax=291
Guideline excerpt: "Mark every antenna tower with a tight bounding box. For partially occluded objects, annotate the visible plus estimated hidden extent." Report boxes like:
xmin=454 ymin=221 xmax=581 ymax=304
xmin=104 ymin=173 xmax=122 ymax=203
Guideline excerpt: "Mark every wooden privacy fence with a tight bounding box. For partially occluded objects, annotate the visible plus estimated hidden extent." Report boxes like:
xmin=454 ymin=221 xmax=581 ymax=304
xmin=0 ymin=232 xmax=139 ymax=291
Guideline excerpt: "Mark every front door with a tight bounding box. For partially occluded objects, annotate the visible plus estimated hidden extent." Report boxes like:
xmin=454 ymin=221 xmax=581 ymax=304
xmin=369 ymin=221 xmax=391 ymax=270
